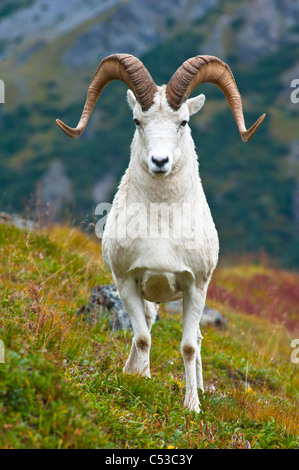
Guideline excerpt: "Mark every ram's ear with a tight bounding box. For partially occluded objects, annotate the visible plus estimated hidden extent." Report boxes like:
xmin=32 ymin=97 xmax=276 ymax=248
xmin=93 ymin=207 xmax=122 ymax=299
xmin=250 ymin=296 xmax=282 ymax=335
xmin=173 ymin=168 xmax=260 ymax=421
xmin=127 ymin=89 xmax=137 ymax=110
xmin=187 ymin=94 xmax=205 ymax=116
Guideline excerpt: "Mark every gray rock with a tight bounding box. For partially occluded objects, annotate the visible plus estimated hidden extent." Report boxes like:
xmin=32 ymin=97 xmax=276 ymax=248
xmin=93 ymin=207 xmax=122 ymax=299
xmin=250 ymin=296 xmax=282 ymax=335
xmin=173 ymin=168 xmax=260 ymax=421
xmin=77 ymin=284 xmax=133 ymax=331
xmin=78 ymin=284 xmax=226 ymax=330
xmin=166 ymin=299 xmax=226 ymax=328
xmin=0 ymin=212 xmax=35 ymax=231
xmin=201 ymin=306 xmax=227 ymax=328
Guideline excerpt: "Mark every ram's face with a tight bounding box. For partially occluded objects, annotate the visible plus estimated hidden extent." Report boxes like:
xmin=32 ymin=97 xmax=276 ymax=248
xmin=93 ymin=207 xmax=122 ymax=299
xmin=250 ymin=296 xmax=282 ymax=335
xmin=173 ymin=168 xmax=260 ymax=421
xmin=127 ymin=87 xmax=205 ymax=178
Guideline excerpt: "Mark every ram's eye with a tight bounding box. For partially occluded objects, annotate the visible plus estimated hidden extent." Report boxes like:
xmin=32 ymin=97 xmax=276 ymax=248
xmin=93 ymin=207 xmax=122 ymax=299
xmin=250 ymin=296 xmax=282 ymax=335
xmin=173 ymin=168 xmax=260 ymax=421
xmin=180 ymin=120 xmax=188 ymax=127
xmin=134 ymin=118 xmax=141 ymax=126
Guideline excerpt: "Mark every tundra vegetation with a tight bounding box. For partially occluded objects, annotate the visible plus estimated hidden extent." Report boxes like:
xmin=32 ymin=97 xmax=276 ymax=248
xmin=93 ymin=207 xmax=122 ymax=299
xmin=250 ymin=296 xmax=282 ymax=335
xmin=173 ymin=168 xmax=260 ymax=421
xmin=0 ymin=223 xmax=298 ymax=448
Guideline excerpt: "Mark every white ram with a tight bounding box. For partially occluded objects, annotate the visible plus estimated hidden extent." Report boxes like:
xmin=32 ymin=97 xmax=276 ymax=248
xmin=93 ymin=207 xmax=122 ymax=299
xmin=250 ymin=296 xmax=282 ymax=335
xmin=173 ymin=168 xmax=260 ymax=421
xmin=57 ymin=54 xmax=265 ymax=412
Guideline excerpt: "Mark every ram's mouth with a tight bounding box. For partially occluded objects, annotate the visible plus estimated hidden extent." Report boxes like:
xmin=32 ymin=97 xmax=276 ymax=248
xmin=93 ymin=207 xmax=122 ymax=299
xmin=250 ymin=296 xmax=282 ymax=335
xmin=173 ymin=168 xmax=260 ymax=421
xmin=150 ymin=169 xmax=169 ymax=177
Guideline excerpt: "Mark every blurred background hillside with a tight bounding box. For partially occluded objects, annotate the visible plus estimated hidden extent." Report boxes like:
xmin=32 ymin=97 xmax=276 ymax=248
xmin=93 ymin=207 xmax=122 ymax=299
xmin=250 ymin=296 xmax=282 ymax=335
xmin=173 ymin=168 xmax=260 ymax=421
xmin=0 ymin=0 xmax=299 ymax=267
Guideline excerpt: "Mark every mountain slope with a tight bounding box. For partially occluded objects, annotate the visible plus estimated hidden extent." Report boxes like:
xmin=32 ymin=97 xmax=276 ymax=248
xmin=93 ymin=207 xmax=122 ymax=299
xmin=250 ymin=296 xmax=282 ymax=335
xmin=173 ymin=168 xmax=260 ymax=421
xmin=0 ymin=0 xmax=299 ymax=267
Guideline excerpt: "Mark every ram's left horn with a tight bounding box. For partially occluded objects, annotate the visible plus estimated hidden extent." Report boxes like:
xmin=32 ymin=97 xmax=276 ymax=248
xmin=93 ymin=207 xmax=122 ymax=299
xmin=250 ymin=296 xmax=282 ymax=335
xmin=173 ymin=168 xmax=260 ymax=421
xmin=166 ymin=55 xmax=266 ymax=142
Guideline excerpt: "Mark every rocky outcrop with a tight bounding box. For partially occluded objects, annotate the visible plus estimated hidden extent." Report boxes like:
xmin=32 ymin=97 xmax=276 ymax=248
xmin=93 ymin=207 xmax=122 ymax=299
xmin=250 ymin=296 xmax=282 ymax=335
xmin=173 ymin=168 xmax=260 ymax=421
xmin=0 ymin=0 xmax=123 ymax=60
xmin=203 ymin=0 xmax=299 ymax=65
xmin=36 ymin=160 xmax=73 ymax=221
xmin=62 ymin=0 xmax=219 ymax=69
xmin=92 ymin=173 xmax=116 ymax=205
xmin=3 ymin=0 xmax=299 ymax=68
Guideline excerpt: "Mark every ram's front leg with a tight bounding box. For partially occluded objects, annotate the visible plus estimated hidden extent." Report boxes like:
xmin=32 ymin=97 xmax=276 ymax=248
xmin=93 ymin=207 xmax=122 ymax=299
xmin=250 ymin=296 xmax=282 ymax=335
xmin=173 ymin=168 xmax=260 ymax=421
xmin=181 ymin=284 xmax=208 ymax=412
xmin=118 ymin=279 xmax=151 ymax=378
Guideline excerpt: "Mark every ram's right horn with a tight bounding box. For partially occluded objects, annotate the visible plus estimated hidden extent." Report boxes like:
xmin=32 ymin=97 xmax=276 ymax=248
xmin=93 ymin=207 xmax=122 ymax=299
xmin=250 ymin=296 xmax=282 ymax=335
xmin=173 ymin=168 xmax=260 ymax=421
xmin=56 ymin=54 xmax=158 ymax=138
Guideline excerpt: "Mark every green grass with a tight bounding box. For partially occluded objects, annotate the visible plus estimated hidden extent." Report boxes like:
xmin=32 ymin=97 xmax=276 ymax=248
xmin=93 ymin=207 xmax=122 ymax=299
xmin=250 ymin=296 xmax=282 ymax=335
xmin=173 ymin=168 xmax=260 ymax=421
xmin=0 ymin=223 xmax=298 ymax=448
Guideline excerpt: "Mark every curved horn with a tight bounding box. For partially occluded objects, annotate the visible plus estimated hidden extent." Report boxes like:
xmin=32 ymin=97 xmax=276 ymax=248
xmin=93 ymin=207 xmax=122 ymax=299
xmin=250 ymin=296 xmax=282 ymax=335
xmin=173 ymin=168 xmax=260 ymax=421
xmin=166 ymin=55 xmax=266 ymax=142
xmin=56 ymin=54 xmax=158 ymax=138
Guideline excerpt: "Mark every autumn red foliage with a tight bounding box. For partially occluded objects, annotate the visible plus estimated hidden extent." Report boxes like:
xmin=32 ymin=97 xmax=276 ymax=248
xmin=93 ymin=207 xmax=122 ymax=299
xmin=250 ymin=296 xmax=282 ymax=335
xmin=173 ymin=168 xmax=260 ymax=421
xmin=208 ymin=268 xmax=299 ymax=332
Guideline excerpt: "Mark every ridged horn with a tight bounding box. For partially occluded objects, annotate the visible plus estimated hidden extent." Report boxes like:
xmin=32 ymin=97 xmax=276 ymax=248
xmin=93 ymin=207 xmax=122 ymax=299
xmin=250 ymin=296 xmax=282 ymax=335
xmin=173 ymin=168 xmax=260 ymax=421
xmin=166 ymin=55 xmax=266 ymax=142
xmin=56 ymin=54 xmax=158 ymax=138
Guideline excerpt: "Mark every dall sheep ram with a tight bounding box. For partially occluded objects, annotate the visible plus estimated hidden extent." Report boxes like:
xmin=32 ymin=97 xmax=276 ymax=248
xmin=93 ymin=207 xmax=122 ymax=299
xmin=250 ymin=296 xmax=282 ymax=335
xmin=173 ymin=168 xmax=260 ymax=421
xmin=57 ymin=54 xmax=265 ymax=412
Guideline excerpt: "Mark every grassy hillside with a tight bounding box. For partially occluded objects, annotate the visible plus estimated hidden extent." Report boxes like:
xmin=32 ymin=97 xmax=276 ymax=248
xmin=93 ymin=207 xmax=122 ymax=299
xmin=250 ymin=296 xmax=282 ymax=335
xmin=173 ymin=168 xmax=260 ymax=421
xmin=0 ymin=222 xmax=298 ymax=449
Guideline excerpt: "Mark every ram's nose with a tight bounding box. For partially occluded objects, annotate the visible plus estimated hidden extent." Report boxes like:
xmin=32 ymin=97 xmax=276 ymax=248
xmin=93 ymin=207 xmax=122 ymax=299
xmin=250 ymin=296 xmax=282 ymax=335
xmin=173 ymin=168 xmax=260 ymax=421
xmin=151 ymin=155 xmax=169 ymax=170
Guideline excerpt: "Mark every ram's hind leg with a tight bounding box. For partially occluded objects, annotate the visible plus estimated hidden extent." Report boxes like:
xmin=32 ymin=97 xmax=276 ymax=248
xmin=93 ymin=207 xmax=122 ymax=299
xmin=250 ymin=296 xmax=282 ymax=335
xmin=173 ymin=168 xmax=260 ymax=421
xmin=144 ymin=300 xmax=158 ymax=330
xmin=196 ymin=328 xmax=204 ymax=393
